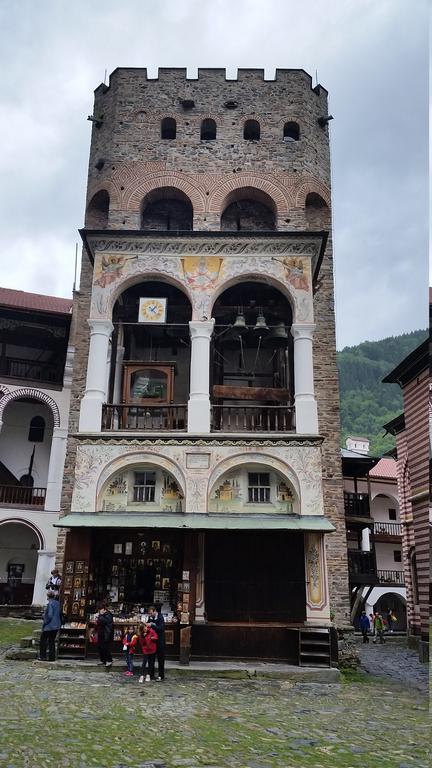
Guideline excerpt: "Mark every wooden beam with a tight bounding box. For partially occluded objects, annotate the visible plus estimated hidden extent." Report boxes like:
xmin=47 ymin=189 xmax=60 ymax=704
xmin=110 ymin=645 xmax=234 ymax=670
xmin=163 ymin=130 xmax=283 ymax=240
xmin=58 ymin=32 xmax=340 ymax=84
xmin=213 ymin=385 xmax=290 ymax=402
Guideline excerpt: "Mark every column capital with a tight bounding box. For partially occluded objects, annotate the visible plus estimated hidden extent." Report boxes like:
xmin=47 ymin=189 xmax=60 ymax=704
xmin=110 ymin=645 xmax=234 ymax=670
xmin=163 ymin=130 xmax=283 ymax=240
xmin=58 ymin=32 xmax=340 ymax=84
xmin=189 ymin=319 xmax=215 ymax=340
xmin=52 ymin=427 xmax=68 ymax=439
xmin=87 ymin=318 xmax=114 ymax=335
xmin=291 ymin=322 xmax=316 ymax=341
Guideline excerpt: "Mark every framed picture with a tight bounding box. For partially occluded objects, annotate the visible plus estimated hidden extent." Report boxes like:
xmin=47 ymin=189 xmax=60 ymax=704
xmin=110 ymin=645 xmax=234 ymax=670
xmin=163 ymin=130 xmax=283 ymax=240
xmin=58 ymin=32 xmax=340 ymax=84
xmin=162 ymin=543 xmax=171 ymax=554
xmin=147 ymin=559 xmax=153 ymax=567
xmin=162 ymin=578 xmax=170 ymax=590
xmin=182 ymin=593 xmax=189 ymax=607
xmin=73 ymin=577 xmax=82 ymax=588
xmin=180 ymin=612 xmax=190 ymax=624
xmin=65 ymin=561 xmax=74 ymax=574
xmin=80 ymin=598 xmax=86 ymax=607
xmin=182 ymin=582 xmax=190 ymax=593
xmin=112 ymin=565 xmax=118 ymax=576
xmin=151 ymin=540 xmax=160 ymax=552
xmin=72 ymin=602 xmax=80 ymax=614
xmin=75 ymin=561 xmax=84 ymax=574
xmin=62 ymin=597 xmax=69 ymax=614
xmin=125 ymin=542 xmax=133 ymax=555
xmin=64 ymin=575 xmax=73 ymax=589
xmin=73 ymin=590 xmax=81 ymax=601
xmin=182 ymin=570 xmax=190 ymax=581
xmin=165 ymin=629 xmax=174 ymax=645
xmin=113 ymin=543 xmax=122 ymax=554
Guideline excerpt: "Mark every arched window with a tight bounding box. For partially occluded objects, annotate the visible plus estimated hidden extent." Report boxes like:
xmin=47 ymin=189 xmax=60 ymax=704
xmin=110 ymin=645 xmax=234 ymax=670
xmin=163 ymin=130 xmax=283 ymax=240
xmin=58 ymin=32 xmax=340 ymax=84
xmin=86 ymin=189 xmax=109 ymax=229
xmin=283 ymin=121 xmax=300 ymax=141
xmin=305 ymin=192 xmax=329 ymax=227
xmin=220 ymin=188 xmax=276 ymax=231
xmin=244 ymin=120 xmax=260 ymax=141
xmin=161 ymin=117 xmax=176 ymax=140
xmin=28 ymin=416 xmax=45 ymax=443
xmin=201 ymin=119 xmax=216 ymax=141
xmin=141 ymin=188 xmax=193 ymax=231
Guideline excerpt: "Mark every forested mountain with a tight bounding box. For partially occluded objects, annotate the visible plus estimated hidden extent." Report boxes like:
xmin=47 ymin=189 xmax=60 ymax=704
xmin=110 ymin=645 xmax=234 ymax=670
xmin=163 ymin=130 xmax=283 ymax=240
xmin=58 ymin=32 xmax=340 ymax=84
xmin=337 ymin=330 xmax=428 ymax=456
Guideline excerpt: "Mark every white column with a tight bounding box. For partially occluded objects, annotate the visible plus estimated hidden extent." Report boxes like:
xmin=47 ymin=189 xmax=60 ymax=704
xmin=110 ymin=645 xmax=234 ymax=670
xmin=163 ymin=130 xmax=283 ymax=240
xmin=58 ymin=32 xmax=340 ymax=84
xmin=32 ymin=549 xmax=56 ymax=606
xmin=291 ymin=323 xmax=319 ymax=435
xmin=44 ymin=427 xmax=68 ymax=511
xmin=361 ymin=526 xmax=371 ymax=552
xmin=187 ymin=320 xmax=214 ymax=433
xmin=79 ymin=319 xmax=113 ymax=432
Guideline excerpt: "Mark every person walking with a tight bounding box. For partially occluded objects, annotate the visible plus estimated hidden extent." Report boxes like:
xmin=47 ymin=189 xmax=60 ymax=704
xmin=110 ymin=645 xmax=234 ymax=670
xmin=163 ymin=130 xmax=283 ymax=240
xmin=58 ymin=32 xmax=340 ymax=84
xmin=359 ymin=610 xmax=370 ymax=643
xmin=39 ymin=591 xmax=61 ymax=661
xmin=148 ymin=604 xmax=166 ymax=681
xmin=386 ymin=608 xmax=395 ymax=633
xmin=373 ymin=612 xmax=386 ymax=644
xmin=133 ymin=623 xmax=158 ymax=682
xmin=96 ymin=602 xmax=114 ymax=668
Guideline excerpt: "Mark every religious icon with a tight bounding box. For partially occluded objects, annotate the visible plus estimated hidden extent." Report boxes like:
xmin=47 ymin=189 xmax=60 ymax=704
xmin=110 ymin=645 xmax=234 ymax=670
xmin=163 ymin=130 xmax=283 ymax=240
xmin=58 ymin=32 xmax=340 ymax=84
xmin=75 ymin=561 xmax=84 ymax=574
xmin=65 ymin=561 xmax=74 ymax=574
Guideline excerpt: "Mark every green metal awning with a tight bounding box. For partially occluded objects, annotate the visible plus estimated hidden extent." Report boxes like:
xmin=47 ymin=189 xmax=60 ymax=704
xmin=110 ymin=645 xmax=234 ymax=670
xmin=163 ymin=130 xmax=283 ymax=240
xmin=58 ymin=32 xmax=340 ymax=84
xmin=55 ymin=513 xmax=335 ymax=532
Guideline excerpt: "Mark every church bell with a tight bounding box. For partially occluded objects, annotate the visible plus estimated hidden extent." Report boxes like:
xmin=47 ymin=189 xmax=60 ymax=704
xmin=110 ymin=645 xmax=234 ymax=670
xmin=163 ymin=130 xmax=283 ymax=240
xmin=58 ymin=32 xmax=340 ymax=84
xmin=264 ymin=322 xmax=288 ymax=348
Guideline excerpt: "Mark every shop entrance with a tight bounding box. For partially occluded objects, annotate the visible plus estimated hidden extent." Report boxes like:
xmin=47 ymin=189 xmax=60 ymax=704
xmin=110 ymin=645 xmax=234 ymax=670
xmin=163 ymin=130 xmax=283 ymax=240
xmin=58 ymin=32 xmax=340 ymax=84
xmin=204 ymin=531 xmax=306 ymax=623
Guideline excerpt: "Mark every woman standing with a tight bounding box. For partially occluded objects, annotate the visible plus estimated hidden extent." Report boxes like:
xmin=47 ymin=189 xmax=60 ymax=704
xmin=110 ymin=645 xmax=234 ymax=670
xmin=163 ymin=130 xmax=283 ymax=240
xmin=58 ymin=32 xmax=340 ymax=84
xmin=39 ymin=591 xmax=61 ymax=661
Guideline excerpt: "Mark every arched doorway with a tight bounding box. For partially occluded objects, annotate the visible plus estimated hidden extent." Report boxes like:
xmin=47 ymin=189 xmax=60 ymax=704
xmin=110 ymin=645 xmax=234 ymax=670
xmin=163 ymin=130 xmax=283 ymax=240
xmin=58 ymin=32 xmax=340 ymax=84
xmin=211 ymin=281 xmax=293 ymax=432
xmin=105 ymin=280 xmax=192 ymax=430
xmin=374 ymin=592 xmax=407 ymax=632
xmin=0 ymin=521 xmax=42 ymax=604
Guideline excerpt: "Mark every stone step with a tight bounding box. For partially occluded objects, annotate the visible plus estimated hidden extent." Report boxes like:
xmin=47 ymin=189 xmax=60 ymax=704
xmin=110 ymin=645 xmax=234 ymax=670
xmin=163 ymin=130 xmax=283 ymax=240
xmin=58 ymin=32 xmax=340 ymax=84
xmin=32 ymin=629 xmax=42 ymax=640
xmin=5 ymin=647 xmax=38 ymax=661
xmin=19 ymin=636 xmax=33 ymax=648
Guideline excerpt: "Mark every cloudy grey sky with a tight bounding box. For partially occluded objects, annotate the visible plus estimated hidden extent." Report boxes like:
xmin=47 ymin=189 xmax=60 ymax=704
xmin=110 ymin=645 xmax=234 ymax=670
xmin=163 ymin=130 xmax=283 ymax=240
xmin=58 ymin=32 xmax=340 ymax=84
xmin=0 ymin=0 xmax=427 ymax=348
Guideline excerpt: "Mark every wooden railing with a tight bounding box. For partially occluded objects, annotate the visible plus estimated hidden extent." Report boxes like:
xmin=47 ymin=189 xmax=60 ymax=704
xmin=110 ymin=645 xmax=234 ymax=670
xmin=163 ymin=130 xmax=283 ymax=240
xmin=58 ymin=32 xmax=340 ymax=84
xmin=211 ymin=404 xmax=294 ymax=432
xmin=102 ymin=404 xmax=187 ymax=431
xmin=0 ymin=357 xmax=61 ymax=384
xmin=0 ymin=485 xmax=46 ymax=507
xmin=377 ymin=569 xmax=405 ymax=585
xmin=373 ymin=521 xmax=402 ymax=537
xmin=344 ymin=492 xmax=370 ymax=518
xmin=347 ymin=550 xmax=377 ymax=583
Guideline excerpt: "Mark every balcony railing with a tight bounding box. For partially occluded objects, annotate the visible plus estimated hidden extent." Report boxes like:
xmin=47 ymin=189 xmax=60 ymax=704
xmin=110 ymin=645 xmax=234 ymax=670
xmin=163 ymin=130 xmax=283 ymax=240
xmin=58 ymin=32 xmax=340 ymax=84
xmin=373 ymin=521 xmax=402 ymax=537
xmin=0 ymin=485 xmax=46 ymax=507
xmin=344 ymin=492 xmax=370 ymax=518
xmin=211 ymin=404 xmax=294 ymax=432
xmin=102 ymin=404 xmax=187 ymax=431
xmin=0 ymin=357 xmax=61 ymax=384
xmin=377 ymin=569 xmax=405 ymax=586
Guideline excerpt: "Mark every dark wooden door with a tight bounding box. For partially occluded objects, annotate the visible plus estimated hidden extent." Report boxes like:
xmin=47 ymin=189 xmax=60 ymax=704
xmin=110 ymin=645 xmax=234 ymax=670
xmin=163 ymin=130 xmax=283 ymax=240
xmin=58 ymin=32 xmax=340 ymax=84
xmin=205 ymin=531 xmax=306 ymax=622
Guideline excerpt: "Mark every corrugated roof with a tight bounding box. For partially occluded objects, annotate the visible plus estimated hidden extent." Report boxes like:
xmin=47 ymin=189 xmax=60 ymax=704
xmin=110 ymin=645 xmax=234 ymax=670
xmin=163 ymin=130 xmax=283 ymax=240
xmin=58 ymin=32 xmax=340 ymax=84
xmin=369 ymin=458 xmax=397 ymax=480
xmin=0 ymin=287 xmax=72 ymax=315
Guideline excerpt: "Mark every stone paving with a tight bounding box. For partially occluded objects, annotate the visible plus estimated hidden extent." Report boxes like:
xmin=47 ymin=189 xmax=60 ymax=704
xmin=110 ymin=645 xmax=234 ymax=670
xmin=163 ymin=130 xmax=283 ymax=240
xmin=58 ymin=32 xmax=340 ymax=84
xmin=357 ymin=637 xmax=429 ymax=694
xmin=0 ymin=655 xmax=429 ymax=768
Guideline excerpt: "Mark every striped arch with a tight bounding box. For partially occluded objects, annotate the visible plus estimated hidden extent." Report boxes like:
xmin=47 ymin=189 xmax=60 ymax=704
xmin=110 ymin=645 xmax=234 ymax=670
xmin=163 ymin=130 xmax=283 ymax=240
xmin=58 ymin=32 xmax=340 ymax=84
xmin=0 ymin=517 xmax=45 ymax=549
xmin=0 ymin=388 xmax=60 ymax=428
xmin=124 ymin=173 xmax=206 ymax=214
xmin=295 ymin=179 xmax=331 ymax=208
xmin=208 ymin=174 xmax=290 ymax=216
xmin=86 ymin=180 xmax=122 ymax=211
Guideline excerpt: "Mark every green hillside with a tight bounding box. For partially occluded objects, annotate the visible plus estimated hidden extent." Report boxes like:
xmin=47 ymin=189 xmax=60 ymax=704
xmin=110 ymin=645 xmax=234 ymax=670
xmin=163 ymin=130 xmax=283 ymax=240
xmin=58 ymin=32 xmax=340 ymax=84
xmin=337 ymin=329 xmax=428 ymax=456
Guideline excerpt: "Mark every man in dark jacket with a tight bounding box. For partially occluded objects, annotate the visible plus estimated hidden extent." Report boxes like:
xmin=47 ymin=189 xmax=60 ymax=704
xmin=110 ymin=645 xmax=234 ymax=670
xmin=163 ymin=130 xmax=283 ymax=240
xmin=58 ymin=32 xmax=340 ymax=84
xmin=148 ymin=604 xmax=165 ymax=680
xmin=96 ymin=603 xmax=114 ymax=667
xmin=39 ymin=591 xmax=61 ymax=661
xmin=359 ymin=610 xmax=370 ymax=643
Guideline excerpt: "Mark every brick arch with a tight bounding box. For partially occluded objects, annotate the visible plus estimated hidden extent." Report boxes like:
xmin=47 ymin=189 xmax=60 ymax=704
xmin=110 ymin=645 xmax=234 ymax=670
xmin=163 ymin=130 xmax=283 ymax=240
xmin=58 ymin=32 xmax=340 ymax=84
xmin=86 ymin=180 xmax=122 ymax=211
xmin=0 ymin=388 xmax=60 ymax=428
xmin=208 ymin=175 xmax=290 ymax=216
xmin=295 ymin=179 xmax=331 ymax=208
xmin=124 ymin=173 xmax=206 ymax=214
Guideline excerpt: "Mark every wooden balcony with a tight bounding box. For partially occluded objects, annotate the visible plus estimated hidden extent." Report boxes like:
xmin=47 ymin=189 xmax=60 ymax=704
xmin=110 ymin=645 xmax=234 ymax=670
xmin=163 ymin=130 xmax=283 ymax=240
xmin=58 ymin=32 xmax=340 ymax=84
xmin=0 ymin=485 xmax=46 ymax=507
xmin=373 ymin=521 xmax=402 ymax=540
xmin=348 ymin=550 xmax=378 ymax=585
xmin=377 ymin=569 xmax=405 ymax=586
xmin=0 ymin=356 xmax=62 ymax=385
xmin=211 ymin=404 xmax=294 ymax=433
xmin=344 ymin=492 xmax=370 ymax=518
xmin=102 ymin=404 xmax=187 ymax=431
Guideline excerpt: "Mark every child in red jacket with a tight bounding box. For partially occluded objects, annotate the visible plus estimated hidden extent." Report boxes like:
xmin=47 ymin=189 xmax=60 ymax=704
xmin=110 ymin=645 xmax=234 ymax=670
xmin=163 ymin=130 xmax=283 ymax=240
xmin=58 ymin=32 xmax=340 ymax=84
xmin=133 ymin=623 xmax=158 ymax=682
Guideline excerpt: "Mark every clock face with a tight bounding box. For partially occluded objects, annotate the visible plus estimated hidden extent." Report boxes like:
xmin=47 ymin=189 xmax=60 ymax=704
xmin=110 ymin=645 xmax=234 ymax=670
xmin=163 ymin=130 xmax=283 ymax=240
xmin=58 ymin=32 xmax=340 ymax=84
xmin=138 ymin=297 xmax=167 ymax=323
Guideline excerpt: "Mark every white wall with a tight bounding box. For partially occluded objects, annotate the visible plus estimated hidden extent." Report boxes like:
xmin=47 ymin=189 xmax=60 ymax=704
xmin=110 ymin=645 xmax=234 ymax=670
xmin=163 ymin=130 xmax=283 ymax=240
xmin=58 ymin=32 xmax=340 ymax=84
xmin=375 ymin=542 xmax=403 ymax=572
xmin=0 ymin=522 xmax=39 ymax=587
xmin=0 ymin=402 xmax=53 ymax=486
xmin=371 ymin=493 xmax=400 ymax=523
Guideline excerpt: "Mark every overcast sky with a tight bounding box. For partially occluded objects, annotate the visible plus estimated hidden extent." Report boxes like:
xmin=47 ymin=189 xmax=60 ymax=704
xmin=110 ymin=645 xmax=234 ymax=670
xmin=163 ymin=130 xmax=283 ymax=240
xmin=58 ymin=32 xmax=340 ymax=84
xmin=0 ymin=0 xmax=427 ymax=348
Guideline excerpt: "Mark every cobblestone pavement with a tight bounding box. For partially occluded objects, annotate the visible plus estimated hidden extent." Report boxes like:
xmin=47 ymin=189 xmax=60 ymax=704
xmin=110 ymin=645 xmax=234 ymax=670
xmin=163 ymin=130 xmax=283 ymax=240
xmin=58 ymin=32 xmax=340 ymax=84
xmin=357 ymin=638 xmax=429 ymax=693
xmin=0 ymin=656 xmax=429 ymax=768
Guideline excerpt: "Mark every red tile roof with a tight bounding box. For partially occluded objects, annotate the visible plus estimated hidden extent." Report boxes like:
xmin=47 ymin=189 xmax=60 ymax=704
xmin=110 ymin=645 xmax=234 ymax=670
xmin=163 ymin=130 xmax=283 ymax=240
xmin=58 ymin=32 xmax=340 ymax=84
xmin=0 ymin=287 xmax=72 ymax=316
xmin=369 ymin=458 xmax=397 ymax=480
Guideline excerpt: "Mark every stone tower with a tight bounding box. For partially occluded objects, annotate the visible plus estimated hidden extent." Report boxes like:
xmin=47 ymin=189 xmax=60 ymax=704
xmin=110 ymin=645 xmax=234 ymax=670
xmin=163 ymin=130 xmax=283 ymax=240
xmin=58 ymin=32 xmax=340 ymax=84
xmin=57 ymin=68 xmax=349 ymax=663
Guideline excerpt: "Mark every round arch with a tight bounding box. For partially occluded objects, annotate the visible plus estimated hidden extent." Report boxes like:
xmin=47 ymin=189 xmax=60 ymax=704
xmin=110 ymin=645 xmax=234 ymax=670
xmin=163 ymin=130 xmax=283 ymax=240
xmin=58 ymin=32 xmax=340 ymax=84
xmin=0 ymin=517 xmax=45 ymax=550
xmin=209 ymin=272 xmax=296 ymax=318
xmin=124 ymin=173 xmax=206 ymax=214
xmin=95 ymin=451 xmax=187 ymax=509
xmin=0 ymin=388 xmax=60 ymax=428
xmin=207 ymin=452 xmax=301 ymax=502
xmin=295 ymin=180 xmax=331 ymax=208
xmin=108 ymin=271 xmax=194 ymax=319
xmin=86 ymin=180 xmax=121 ymax=211
xmin=371 ymin=490 xmax=399 ymax=508
xmin=209 ymin=177 xmax=289 ymax=217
